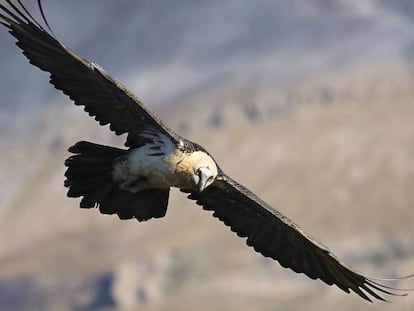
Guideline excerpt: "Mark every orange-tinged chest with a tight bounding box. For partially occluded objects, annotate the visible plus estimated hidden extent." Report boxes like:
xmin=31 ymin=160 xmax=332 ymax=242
xmin=112 ymin=146 xmax=195 ymax=192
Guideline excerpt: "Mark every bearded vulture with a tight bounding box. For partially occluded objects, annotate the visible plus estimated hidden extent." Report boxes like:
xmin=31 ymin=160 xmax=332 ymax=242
xmin=0 ymin=0 xmax=411 ymax=302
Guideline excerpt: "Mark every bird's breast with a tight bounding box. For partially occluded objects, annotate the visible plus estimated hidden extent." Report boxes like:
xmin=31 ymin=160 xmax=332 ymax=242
xmin=112 ymin=143 xmax=195 ymax=192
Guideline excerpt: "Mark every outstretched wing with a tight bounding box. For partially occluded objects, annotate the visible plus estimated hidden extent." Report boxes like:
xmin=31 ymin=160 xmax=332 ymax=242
xmin=186 ymin=175 xmax=409 ymax=302
xmin=0 ymin=0 xmax=180 ymax=147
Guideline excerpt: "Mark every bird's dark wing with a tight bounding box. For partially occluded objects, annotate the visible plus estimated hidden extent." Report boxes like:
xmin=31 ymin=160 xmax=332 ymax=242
xmin=186 ymin=174 xmax=410 ymax=302
xmin=0 ymin=0 xmax=180 ymax=147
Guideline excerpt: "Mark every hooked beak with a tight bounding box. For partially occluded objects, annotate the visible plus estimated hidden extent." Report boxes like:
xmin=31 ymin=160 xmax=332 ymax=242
xmin=193 ymin=167 xmax=215 ymax=192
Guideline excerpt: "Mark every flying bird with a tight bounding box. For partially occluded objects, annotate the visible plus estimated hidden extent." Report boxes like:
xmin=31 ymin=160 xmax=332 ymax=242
xmin=0 ymin=0 xmax=411 ymax=302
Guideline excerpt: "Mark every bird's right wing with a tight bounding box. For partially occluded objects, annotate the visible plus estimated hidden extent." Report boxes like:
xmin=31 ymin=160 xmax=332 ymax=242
xmin=186 ymin=174 xmax=411 ymax=302
xmin=0 ymin=0 xmax=180 ymax=147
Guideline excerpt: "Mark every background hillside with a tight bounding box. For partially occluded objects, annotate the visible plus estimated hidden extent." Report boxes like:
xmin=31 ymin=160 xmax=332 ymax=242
xmin=0 ymin=1 xmax=414 ymax=310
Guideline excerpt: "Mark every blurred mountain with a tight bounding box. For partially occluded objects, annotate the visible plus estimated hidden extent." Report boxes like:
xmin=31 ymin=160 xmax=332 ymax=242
xmin=1 ymin=0 xmax=414 ymax=141
xmin=0 ymin=1 xmax=414 ymax=311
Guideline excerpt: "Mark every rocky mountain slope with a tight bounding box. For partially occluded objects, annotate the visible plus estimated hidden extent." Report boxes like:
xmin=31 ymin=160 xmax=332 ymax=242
xmin=1 ymin=1 xmax=414 ymax=310
xmin=0 ymin=61 xmax=413 ymax=311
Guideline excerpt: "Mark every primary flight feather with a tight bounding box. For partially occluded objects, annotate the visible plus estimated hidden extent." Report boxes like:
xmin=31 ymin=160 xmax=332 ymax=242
xmin=0 ymin=0 xmax=411 ymax=302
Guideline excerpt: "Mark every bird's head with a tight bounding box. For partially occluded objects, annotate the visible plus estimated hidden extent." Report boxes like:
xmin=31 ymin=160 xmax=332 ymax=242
xmin=189 ymin=151 xmax=218 ymax=192
xmin=193 ymin=165 xmax=216 ymax=192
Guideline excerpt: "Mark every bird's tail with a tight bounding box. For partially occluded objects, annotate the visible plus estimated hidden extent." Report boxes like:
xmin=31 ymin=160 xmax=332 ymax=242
xmin=64 ymin=141 xmax=169 ymax=222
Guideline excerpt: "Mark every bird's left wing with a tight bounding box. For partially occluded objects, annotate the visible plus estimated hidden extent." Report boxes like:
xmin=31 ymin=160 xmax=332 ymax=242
xmin=0 ymin=0 xmax=180 ymax=147
xmin=186 ymin=174 xmax=410 ymax=302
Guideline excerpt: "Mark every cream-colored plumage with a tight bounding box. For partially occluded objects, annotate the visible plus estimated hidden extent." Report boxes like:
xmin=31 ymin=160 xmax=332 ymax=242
xmin=112 ymin=133 xmax=217 ymax=192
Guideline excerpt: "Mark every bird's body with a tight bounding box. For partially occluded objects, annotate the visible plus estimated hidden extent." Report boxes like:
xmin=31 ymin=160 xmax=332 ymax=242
xmin=0 ymin=0 xmax=411 ymax=302
xmin=114 ymin=135 xmax=193 ymax=191
xmin=65 ymin=132 xmax=217 ymax=221
xmin=111 ymin=132 xmax=218 ymax=192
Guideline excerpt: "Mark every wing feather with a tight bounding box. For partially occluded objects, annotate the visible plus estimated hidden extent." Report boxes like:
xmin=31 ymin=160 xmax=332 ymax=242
xmin=187 ymin=175 xmax=410 ymax=302
xmin=0 ymin=0 xmax=180 ymax=147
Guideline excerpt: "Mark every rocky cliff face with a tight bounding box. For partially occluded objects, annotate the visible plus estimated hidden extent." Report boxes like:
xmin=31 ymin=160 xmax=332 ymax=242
xmin=2 ymin=0 xmax=414 ymax=141
xmin=1 ymin=1 xmax=414 ymax=310
xmin=0 ymin=62 xmax=413 ymax=311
